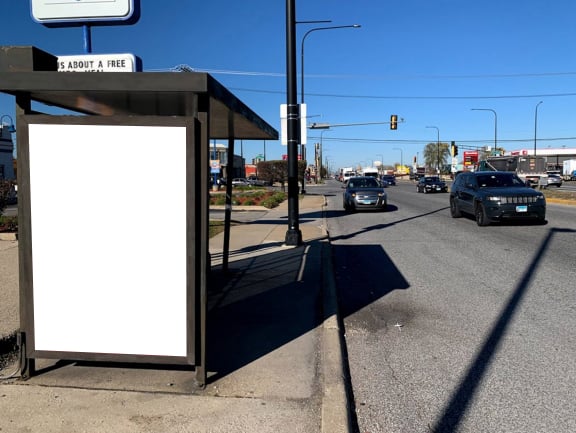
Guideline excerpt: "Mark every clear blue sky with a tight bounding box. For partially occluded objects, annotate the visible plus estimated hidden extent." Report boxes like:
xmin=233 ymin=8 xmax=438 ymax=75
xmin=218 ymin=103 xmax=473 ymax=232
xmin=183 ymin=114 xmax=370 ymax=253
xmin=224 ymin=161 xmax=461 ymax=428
xmin=2 ymin=0 xmax=576 ymax=171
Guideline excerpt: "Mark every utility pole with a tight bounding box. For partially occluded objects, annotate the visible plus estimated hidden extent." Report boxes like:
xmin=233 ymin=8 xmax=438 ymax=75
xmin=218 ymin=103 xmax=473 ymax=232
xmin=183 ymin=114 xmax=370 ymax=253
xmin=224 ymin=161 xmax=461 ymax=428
xmin=285 ymin=0 xmax=302 ymax=246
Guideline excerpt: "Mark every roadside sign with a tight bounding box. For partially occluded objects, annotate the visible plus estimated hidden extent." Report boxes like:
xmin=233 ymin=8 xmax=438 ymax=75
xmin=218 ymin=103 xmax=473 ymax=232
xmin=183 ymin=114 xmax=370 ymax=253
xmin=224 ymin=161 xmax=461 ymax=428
xmin=280 ymin=103 xmax=307 ymax=146
xmin=31 ymin=0 xmax=138 ymax=25
xmin=210 ymin=160 xmax=221 ymax=173
xmin=58 ymin=54 xmax=138 ymax=72
xmin=463 ymin=151 xmax=479 ymax=166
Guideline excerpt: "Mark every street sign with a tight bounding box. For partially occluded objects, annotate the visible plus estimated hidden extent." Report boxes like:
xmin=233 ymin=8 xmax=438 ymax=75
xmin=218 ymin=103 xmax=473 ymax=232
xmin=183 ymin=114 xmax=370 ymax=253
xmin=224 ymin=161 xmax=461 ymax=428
xmin=58 ymin=54 xmax=138 ymax=72
xmin=280 ymin=103 xmax=307 ymax=145
xmin=31 ymin=0 xmax=137 ymax=24
xmin=210 ymin=159 xmax=220 ymax=174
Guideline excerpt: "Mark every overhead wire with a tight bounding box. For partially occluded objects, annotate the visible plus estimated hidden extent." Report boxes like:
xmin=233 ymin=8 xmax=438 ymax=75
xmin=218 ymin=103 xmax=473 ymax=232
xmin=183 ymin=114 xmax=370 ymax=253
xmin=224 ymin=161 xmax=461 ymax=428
xmin=309 ymin=135 xmax=576 ymax=145
xmin=158 ymin=64 xmax=576 ymax=144
xmin=149 ymin=65 xmax=576 ymax=100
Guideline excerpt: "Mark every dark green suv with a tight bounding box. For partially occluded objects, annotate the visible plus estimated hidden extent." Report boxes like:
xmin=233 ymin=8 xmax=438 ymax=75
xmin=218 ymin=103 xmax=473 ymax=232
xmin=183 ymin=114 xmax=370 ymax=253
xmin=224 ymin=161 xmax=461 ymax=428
xmin=449 ymin=171 xmax=546 ymax=226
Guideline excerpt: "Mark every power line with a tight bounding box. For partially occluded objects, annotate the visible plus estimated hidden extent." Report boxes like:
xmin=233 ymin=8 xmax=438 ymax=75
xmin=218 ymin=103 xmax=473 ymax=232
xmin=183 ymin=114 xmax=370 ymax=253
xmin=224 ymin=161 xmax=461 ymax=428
xmin=159 ymin=65 xmax=576 ymax=81
xmin=150 ymin=65 xmax=576 ymax=101
xmin=230 ymin=86 xmax=576 ymax=101
xmin=309 ymin=135 xmax=576 ymax=145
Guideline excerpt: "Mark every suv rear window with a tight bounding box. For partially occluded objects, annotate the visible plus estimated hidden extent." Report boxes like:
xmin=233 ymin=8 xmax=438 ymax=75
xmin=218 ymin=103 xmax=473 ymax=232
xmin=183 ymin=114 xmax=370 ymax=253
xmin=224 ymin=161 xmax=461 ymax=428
xmin=476 ymin=173 xmax=524 ymax=188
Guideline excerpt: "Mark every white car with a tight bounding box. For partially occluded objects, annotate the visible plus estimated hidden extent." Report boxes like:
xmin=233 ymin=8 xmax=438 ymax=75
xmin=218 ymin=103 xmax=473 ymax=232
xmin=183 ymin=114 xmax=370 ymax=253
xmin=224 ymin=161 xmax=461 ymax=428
xmin=232 ymin=178 xmax=250 ymax=186
xmin=547 ymin=173 xmax=563 ymax=187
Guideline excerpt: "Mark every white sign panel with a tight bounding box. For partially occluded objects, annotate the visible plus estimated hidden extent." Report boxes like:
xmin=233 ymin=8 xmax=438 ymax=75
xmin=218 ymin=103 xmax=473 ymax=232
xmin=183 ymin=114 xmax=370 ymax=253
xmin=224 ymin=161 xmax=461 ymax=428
xmin=280 ymin=103 xmax=307 ymax=146
xmin=31 ymin=0 xmax=135 ymax=23
xmin=28 ymin=123 xmax=188 ymax=356
xmin=58 ymin=53 xmax=136 ymax=72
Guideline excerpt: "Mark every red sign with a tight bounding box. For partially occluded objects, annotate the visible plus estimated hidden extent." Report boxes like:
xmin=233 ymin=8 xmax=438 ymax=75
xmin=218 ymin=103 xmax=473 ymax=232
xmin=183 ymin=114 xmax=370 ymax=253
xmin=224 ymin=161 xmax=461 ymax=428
xmin=463 ymin=151 xmax=479 ymax=166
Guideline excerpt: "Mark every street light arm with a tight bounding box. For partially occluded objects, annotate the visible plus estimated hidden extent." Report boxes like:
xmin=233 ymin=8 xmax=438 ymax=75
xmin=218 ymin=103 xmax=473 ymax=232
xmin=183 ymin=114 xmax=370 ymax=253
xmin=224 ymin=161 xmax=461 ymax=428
xmin=471 ymin=108 xmax=498 ymax=149
xmin=426 ymin=126 xmax=441 ymax=173
xmin=0 ymin=114 xmax=16 ymax=133
xmin=534 ymin=101 xmax=543 ymax=156
xmin=425 ymin=125 xmax=440 ymax=141
xmin=300 ymin=24 xmax=361 ymax=103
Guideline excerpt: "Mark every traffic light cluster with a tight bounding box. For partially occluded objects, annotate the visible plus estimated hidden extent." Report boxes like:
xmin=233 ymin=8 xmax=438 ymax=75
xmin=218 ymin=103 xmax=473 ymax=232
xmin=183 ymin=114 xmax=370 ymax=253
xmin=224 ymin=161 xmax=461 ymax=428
xmin=390 ymin=114 xmax=398 ymax=130
xmin=451 ymin=141 xmax=459 ymax=157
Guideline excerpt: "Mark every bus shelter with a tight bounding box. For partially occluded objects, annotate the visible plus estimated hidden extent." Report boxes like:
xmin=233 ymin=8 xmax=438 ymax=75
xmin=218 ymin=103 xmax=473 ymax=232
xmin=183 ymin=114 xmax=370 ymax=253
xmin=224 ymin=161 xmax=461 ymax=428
xmin=0 ymin=46 xmax=278 ymax=387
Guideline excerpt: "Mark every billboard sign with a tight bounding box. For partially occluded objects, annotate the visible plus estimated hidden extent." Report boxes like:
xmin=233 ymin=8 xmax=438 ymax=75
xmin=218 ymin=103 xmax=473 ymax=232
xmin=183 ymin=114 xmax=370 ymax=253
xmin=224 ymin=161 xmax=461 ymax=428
xmin=31 ymin=0 xmax=138 ymax=25
xmin=58 ymin=53 xmax=138 ymax=72
xmin=463 ymin=150 xmax=479 ymax=166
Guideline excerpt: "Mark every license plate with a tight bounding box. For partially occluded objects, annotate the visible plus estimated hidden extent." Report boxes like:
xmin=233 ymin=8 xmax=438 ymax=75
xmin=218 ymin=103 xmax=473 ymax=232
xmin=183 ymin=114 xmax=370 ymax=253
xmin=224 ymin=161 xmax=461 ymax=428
xmin=516 ymin=205 xmax=528 ymax=212
xmin=362 ymin=200 xmax=374 ymax=204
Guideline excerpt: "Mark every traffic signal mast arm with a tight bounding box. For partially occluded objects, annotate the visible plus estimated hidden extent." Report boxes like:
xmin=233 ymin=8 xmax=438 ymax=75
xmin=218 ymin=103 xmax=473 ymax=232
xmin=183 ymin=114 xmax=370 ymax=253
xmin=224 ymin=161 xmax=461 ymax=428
xmin=309 ymin=116 xmax=404 ymax=130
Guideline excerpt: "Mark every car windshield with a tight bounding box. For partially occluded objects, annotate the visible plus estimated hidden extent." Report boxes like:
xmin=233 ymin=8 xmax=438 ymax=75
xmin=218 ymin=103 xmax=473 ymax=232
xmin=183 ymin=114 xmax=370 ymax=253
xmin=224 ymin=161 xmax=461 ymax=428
xmin=424 ymin=177 xmax=440 ymax=183
xmin=476 ymin=173 xmax=524 ymax=188
xmin=348 ymin=178 xmax=380 ymax=188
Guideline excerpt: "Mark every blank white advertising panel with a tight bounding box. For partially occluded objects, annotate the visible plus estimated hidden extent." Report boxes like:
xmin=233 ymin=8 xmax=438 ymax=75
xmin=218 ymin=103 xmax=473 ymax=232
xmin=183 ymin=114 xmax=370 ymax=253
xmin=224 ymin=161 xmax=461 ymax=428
xmin=28 ymin=123 xmax=188 ymax=357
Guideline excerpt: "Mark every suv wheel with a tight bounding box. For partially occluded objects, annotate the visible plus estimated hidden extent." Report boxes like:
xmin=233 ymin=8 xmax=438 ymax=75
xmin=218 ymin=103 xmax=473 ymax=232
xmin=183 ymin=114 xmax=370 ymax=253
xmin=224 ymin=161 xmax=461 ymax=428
xmin=475 ymin=203 xmax=490 ymax=226
xmin=450 ymin=197 xmax=462 ymax=218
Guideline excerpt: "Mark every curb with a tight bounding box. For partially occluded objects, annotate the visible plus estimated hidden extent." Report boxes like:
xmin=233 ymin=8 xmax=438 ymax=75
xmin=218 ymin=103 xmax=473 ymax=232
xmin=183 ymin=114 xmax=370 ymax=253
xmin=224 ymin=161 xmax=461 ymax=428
xmin=320 ymin=197 xmax=353 ymax=433
xmin=0 ymin=233 xmax=17 ymax=241
xmin=546 ymin=197 xmax=576 ymax=206
xmin=210 ymin=205 xmax=269 ymax=211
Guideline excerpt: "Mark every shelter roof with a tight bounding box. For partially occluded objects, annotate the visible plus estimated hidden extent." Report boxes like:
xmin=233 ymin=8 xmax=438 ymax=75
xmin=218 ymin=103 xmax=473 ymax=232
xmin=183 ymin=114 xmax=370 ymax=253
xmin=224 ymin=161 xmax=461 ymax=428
xmin=0 ymin=70 xmax=277 ymax=140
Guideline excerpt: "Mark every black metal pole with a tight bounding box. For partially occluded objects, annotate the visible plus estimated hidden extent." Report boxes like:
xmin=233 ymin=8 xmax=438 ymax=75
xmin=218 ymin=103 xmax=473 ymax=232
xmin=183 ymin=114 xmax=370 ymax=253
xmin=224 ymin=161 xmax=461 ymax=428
xmin=534 ymin=101 xmax=543 ymax=156
xmin=285 ymin=0 xmax=302 ymax=246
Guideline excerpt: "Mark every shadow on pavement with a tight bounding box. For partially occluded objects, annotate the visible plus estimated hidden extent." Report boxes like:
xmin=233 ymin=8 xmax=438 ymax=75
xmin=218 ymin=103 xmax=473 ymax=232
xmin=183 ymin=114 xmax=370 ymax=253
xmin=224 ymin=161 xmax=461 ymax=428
xmin=207 ymin=239 xmax=323 ymax=382
xmin=332 ymin=244 xmax=409 ymax=320
xmin=431 ymin=227 xmax=576 ymax=432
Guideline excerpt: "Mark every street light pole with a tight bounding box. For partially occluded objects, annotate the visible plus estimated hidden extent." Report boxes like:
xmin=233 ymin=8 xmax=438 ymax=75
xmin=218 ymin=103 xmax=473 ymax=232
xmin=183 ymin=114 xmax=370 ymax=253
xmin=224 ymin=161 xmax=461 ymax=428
xmin=471 ymin=108 xmax=498 ymax=151
xmin=285 ymin=0 xmax=302 ymax=246
xmin=426 ymin=126 xmax=440 ymax=174
xmin=376 ymin=153 xmax=383 ymax=174
xmin=318 ymin=128 xmax=331 ymax=182
xmin=534 ymin=101 xmax=543 ymax=156
xmin=393 ymin=147 xmax=403 ymax=172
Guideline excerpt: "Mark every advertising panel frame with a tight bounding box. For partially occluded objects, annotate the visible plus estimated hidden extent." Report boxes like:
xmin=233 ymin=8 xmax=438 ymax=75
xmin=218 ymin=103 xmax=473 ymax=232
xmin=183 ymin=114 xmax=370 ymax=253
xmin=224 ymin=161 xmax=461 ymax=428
xmin=17 ymin=114 xmax=204 ymax=380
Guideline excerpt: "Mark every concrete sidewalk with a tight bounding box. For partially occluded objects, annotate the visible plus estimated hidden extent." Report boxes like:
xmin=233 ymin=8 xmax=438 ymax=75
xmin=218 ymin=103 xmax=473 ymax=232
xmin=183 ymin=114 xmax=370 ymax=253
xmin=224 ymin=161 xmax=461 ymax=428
xmin=0 ymin=193 xmax=351 ymax=433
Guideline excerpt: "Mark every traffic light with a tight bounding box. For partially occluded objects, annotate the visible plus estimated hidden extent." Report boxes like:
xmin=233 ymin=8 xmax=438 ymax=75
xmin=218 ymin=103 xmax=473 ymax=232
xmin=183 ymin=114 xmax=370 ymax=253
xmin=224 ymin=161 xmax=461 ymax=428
xmin=390 ymin=114 xmax=398 ymax=130
xmin=451 ymin=141 xmax=459 ymax=157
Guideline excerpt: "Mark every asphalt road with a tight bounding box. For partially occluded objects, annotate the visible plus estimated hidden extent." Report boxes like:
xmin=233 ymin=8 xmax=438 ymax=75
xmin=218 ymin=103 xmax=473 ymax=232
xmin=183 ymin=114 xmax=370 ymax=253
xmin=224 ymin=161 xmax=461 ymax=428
xmin=322 ymin=179 xmax=576 ymax=433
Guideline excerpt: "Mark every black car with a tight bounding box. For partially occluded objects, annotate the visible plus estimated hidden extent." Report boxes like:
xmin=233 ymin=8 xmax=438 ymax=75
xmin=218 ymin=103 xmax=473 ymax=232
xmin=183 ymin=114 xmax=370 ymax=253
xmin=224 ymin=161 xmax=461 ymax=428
xmin=343 ymin=176 xmax=388 ymax=212
xmin=417 ymin=176 xmax=447 ymax=193
xmin=380 ymin=175 xmax=396 ymax=186
xmin=449 ymin=171 xmax=546 ymax=226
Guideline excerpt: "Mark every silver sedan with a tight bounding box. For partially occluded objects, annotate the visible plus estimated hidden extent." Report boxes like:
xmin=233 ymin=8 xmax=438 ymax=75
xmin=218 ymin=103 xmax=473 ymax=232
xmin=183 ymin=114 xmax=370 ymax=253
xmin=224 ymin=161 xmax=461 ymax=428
xmin=343 ymin=176 xmax=388 ymax=212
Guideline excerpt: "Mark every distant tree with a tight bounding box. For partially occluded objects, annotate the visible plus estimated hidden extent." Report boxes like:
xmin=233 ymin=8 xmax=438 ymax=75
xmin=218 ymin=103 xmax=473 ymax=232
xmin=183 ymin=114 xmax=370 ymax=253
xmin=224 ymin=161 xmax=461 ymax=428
xmin=257 ymin=160 xmax=307 ymax=191
xmin=423 ymin=142 xmax=450 ymax=173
